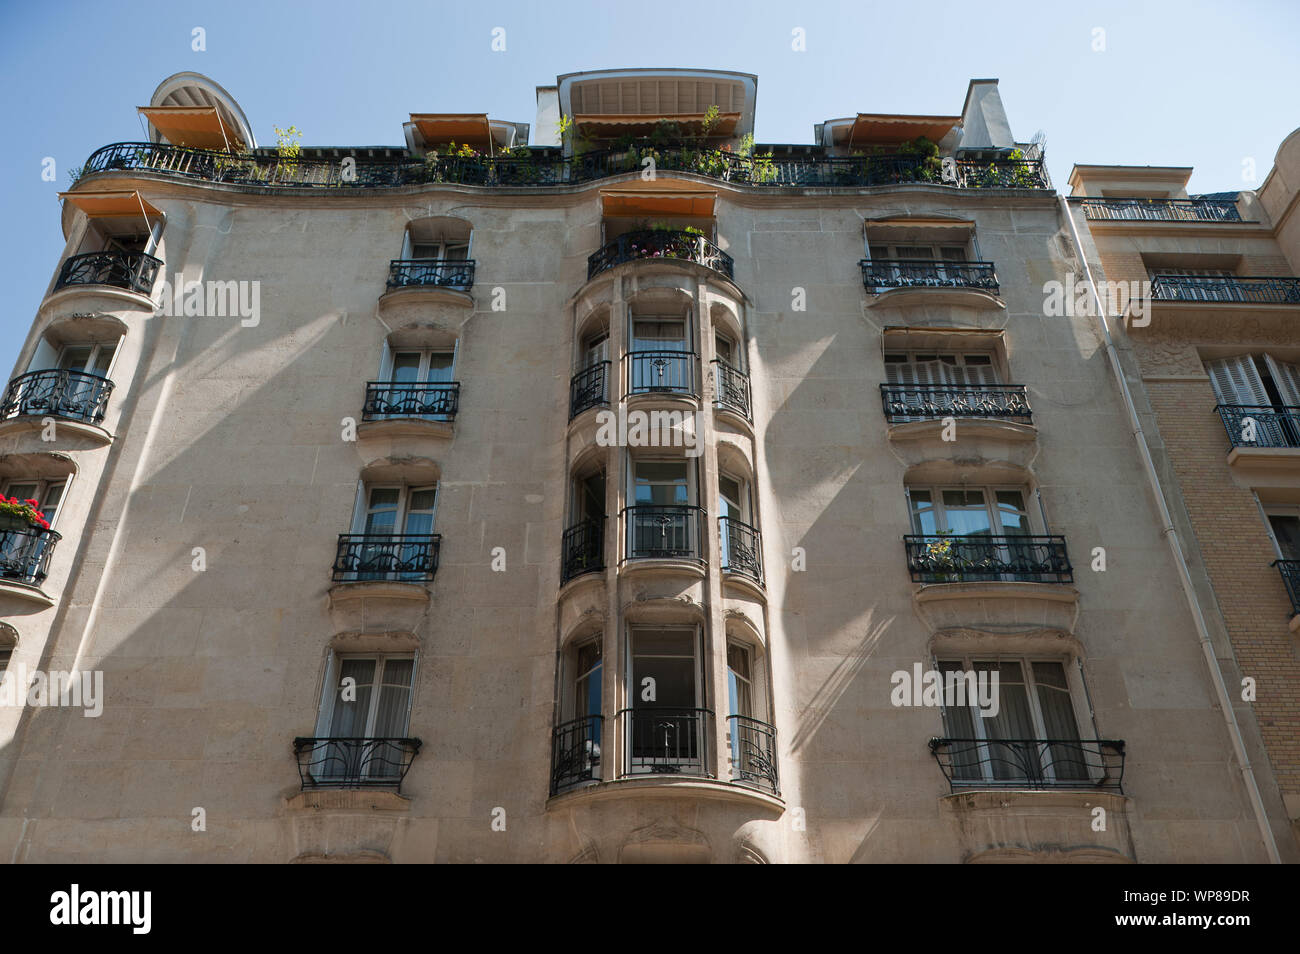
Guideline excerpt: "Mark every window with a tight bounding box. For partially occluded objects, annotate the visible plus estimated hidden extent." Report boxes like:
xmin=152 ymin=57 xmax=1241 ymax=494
xmin=718 ymin=473 xmax=761 ymax=580
xmin=346 ymin=484 xmax=438 ymax=582
xmin=562 ymin=468 xmax=606 ymax=581
xmin=313 ymin=654 xmax=416 ymax=782
xmin=581 ymin=330 xmax=609 ymax=369
xmin=938 ymin=658 xmax=1089 ymax=785
xmin=1207 ymin=354 xmax=1300 ymax=446
xmin=628 ymin=314 xmax=693 ymax=394
xmin=627 ymin=459 xmax=699 ymax=558
xmin=0 ymin=646 xmax=11 ymax=674
xmin=908 ymin=486 xmax=1047 ymax=582
xmin=1151 ymin=267 xmax=1238 ymax=301
xmin=1264 ymin=505 xmax=1300 ymax=562
xmin=726 ymin=641 xmax=775 ymax=791
xmin=714 ymin=332 xmax=740 ymax=370
xmin=908 ymin=486 xmax=1030 ymax=538
xmin=869 ymin=243 xmax=968 ymax=285
xmin=374 ymin=346 xmax=457 ymax=420
xmin=407 ymin=238 xmax=469 ymax=261
xmin=626 ymin=627 xmax=704 ymax=775
xmin=1 ymin=479 xmax=65 ymax=527
xmin=884 ymin=351 xmax=998 ymax=387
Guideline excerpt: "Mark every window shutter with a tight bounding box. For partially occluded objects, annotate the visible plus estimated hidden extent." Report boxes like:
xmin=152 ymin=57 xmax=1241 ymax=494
xmin=348 ymin=480 xmax=368 ymax=534
xmin=28 ymin=337 xmax=59 ymax=372
xmin=1205 ymin=356 xmax=1268 ymax=406
xmin=378 ymin=339 xmax=393 ymax=380
xmin=1264 ymin=355 xmax=1300 ymax=407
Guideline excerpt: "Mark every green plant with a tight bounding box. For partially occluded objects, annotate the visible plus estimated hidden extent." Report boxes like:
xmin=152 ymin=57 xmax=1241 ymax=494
xmin=67 ymin=166 xmax=84 ymax=184
xmin=273 ymin=124 xmax=302 ymax=179
xmin=700 ymin=104 xmax=721 ymax=138
xmin=0 ymin=496 xmax=50 ymax=530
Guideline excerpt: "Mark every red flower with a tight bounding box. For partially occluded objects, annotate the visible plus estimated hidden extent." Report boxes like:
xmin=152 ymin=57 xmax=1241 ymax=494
xmin=24 ymin=499 xmax=40 ymax=508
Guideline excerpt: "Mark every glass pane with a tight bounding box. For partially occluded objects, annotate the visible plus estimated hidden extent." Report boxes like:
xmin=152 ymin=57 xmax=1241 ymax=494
xmin=937 ymin=661 xmax=979 ymax=780
xmin=92 ymin=344 xmax=116 ymax=376
xmin=976 ymin=662 xmax=1036 ymax=781
xmin=909 ymin=490 xmax=937 ymax=535
xmin=40 ymin=483 xmax=64 ymax=524
xmin=5 ymin=483 xmax=38 ymax=502
xmin=942 ymin=490 xmax=993 ymax=536
xmin=407 ymin=488 xmax=437 ymax=513
xmin=634 ymin=462 xmax=688 ymax=505
xmin=372 ymin=658 xmax=414 ymax=737
xmin=632 ymin=319 xmax=686 ymax=351
xmin=995 ymin=490 xmax=1029 ymax=534
xmin=392 ymin=353 xmax=421 ymax=383
xmin=425 ymin=353 xmax=455 ymax=383
xmin=328 ymin=659 xmax=376 ymax=737
xmin=58 ymin=347 xmax=93 ymax=371
xmin=1269 ymin=515 xmax=1300 ymax=561
xmin=1034 ymin=662 xmax=1086 ymax=781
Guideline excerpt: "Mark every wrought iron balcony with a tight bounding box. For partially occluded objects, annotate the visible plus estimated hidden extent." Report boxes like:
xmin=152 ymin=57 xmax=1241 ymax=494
xmin=332 ymin=533 xmax=440 ymax=583
xmin=619 ymin=707 xmax=712 ymax=777
xmin=711 ymin=358 xmax=751 ymax=420
xmin=362 ymin=381 xmax=459 ymax=421
xmin=1150 ymin=274 xmax=1300 ymax=304
xmin=904 ymin=534 xmax=1073 ymax=584
xmin=1274 ymin=560 xmax=1300 ymax=617
xmin=78 ymin=140 xmax=1052 ymax=192
xmin=1080 ymin=197 xmax=1241 ymax=222
xmin=588 ymin=231 xmax=734 ymax=281
xmin=624 ymin=505 xmax=706 ymax=562
xmin=861 ymin=259 xmax=998 ymax=292
xmin=386 ymin=258 xmax=475 ymax=289
xmin=719 ymin=516 xmax=763 ymax=585
xmin=561 ymin=518 xmax=604 ymax=583
xmin=1 ymin=369 xmax=114 ymax=425
xmin=1215 ymin=404 xmax=1300 ymax=448
xmin=292 ymin=737 xmax=422 ymax=791
xmin=929 ymin=737 xmax=1126 ymax=793
xmin=880 ymin=384 xmax=1031 ymax=424
xmin=550 ymin=715 xmax=603 ymax=795
xmin=624 ymin=350 xmax=697 ymax=397
xmin=0 ymin=525 xmax=61 ymax=586
xmin=728 ymin=715 xmax=779 ymax=795
xmin=55 ymin=250 xmax=161 ymax=295
xmin=570 ymin=361 xmax=609 ymax=419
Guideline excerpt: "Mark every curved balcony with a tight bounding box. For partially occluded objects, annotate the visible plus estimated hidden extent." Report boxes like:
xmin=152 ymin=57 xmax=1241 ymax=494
xmin=620 ymin=707 xmax=712 ymax=778
xmin=0 ymin=524 xmax=61 ymax=586
xmin=332 ymin=533 xmax=440 ymax=583
xmin=386 ymin=259 xmax=475 ymax=290
xmin=362 ymin=381 xmax=459 ymax=422
xmin=861 ymin=259 xmax=998 ymax=293
xmin=904 ymin=534 xmax=1072 ymax=584
xmin=292 ymin=737 xmax=422 ymax=792
xmin=624 ymin=351 xmax=698 ymax=399
xmin=719 ymin=516 xmax=763 ymax=586
xmin=550 ymin=715 xmax=603 ymax=795
xmin=727 ymin=715 xmax=779 ymax=796
xmin=1 ymin=370 xmax=114 ymax=425
xmin=561 ymin=518 xmax=604 ymax=583
xmin=569 ymin=361 xmax=610 ymax=419
xmin=929 ymin=737 xmax=1125 ymax=793
xmin=711 ymin=359 xmax=751 ymax=421
xmin=588 ymin=231 xmax=733 ymax=282
xmin=623 ymin=505 xmax=706 ymax=563
xmin=880 ymin=384 xmax=1031 ymax=424
xmin=54 ymin=250 xmax=161 ymax=296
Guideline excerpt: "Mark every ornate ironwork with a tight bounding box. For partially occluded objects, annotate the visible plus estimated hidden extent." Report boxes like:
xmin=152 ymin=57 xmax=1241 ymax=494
xmin=569 ymin=361 xmax=609 ymax=419
xmin=880 ymin=384 xmax=1031 ymax=423
xmin=332 ymin=533 xmax=440 ymax=582
xmin=550 ymin=715 xmax=603 ymax=794
xmin=292 ymin=737 xmax=422 ymax=791
xmin=0 ymin=525 xmax=61 ymax=585
xmin=624 ymin=350 xmax=697 ymax=396
xmin=719 ymin=516 xmax=763 ymax=585
xmin=386 ymin=258 xmax=475 ymax=289
xmin=728 ymin=715 xmax=779 ymax=795
xmin=362 ymin=381 xmax=459 ymax=420
xmin=1150 ymin=274 xmax=1300 ymax=304
xmin=1273 ymin=560 xmax=1300 ymax=618
xmin=1 ymin=369 xmax=114 ymax=424
xmin=619 ymin=707 xmax=712 ymax=776
xmin=928 ymin=737 xmax=1125 ymax=793
xmin=904 ymin=534 xmax=1072 ymax=583
xmin=1080 ymin=197 xmax=1241 ymax=222
xmin=624 ymin=505 xmax=706 ymax=561
xmin=588 ymin=231 xmax=734 ymax=281
xmin=55 ymin=250 xmax=161 ymax=295
xmin=861 ymin=259 xmax=999 ymax=292
xmin=561 ymin=519 xmax=604 ymax=583
xmin=711 ymin=358 xmax=751 ymax=420
xmin=1215 ymin=404 xmax=1300 ymax=448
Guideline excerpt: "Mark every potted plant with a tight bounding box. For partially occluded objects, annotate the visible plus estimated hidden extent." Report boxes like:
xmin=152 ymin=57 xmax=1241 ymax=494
xmin=0 ymin=497 xmax=50 ymax=533
xmin=923 ymin=529 xmax=960 ymax=582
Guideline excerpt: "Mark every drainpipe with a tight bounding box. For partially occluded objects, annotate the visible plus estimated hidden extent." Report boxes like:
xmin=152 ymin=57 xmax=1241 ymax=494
xmin=1058 ymin=195 xmax=1282 ymax=864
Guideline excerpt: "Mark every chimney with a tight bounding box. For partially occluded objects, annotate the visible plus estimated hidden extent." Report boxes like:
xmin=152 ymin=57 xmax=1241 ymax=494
xmin=958 ymin=79 xmax=1015 ymax=155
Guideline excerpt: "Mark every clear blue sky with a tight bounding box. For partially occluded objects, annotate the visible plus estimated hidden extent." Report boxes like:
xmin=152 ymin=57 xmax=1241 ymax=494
xmin=2 ymin=0 xmax=1297 ymax=372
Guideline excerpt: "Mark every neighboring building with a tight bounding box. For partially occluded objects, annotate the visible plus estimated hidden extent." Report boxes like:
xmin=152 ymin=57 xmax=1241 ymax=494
xmin=0 ymin=69 xmax=1293 ymax=863
xmin=1068 ymin=130 xmax=1300 ymax=852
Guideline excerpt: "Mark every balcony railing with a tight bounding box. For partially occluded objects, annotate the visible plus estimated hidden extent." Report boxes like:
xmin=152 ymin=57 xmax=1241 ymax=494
xmin=1079 ymin=197 xmax=1241 ymax=222
xmin=78 ymin=140 xmax=1052 ymax=193
xmin=54 ymin=249 xmax=161 ymax=295
xmin=386 ymin=258 xmax=475 ymax=289
xmin=550 ymin=715 xmax=603 ymax=795
xmin=861 ymin=259 xmax=999 ymax=292
xmin=0 ymin=525 xmax=61 ymax=586
xmin=1 ymin=369 xmax=114 ymax=425
xmin=292 ymin=737 xmax=422 ymax=791
xmin=728 ymin=715 xmax=779 ymax=795
xmin=928 ymin=737 xmax=1126 ymax=793
xmin=569 ymin=361 xmax=609 ymax=419
xmin=362 ymin=381 xmax=460 ymax=421
xmin=1215 ymin=404 xmax=1300 ymax=449
xmin=624 ymin=350 xmax=697 ymax=397
xmin=619 ymin=707 xmax=712 ymax=777
xmin=904 ymin=534 xmax=1073 ymax=584
xmin=1150 ymin=274 xmax=1300 ymax=304
xmin=880 ymin=384 xmax=1031 ymax=424
xmin=711 ymin=358 xmax=751 ymax=420
xmin=588 ymin=231 xmax=734 ymax=281
xmin=561 ymin=518 xmax=604 ymax=583
xmin=1274 ymin=560 xmax=1300 ymax=617
xmin=719 ymin=516 xmax=763 ymax=585
xmin=332 ymin=533 xmax=440 ymax=582
xmin=624 ymin=505 xmax=706 ymax=562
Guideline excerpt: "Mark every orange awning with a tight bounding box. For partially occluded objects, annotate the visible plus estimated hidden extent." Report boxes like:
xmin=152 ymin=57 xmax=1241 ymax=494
xmin=848 ymin=113 xmax=961 ymax=147
xmin=409 ymin=113 xmax=494 ymax=148
xmin=138 ymin=105 xmax=241 ymax=150
xmin=601 ymin=188 xmax=716 ymax=218
xmin=574 ymin=112 xmax=741 ymax=137
xmin=58 ymin=190 xmax=163 ymax=219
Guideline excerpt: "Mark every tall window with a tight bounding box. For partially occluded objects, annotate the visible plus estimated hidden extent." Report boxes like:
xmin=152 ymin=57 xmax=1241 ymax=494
xmin=1 ymin=479 xmax=66 ymax=527
xmin=908 ymin=486 xmax=1030 ymax=538
xmin=1151 ymin=267 xmax=1237 ymax=301
xmin=375 ymin=347 xmax=457 ymax=420
xmin=626 ymin=627 xmax=703 ymax=775
xmin=313 ymin=654 xmax=416 ymax=781
xmin=1264 ymin=505 xmax=1300 ymax=562
xmin=627 ymin=459 xmax=698 ymax=559
xmin=884 ymin=351 xmax=998 ymax=387
xmin=1206 ymin=354 xmax=1300 ymax=446
xmin=870 ymin=243 xmax=968 ymax=285
xmin=629 ymin=314 xmax=692 ymax=393
xmin=349 ymin=485 xmax=438 ymax=581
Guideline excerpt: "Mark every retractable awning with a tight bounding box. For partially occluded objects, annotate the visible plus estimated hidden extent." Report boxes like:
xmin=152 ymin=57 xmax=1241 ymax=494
xmin=600 ymin=187 xmax=717 ymax=218
xmin=573 ymin=112 xmax=741 ymax=138
xmin=138 ymin=105 xmax=242 ymax=150
xmin=409 ymin=113 xmax=495 ymax=150
xmin=847 ymin=113 xmax=961 ymax=147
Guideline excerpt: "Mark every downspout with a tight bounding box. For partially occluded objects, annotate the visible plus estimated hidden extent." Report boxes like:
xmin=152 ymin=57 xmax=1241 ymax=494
xmin=1058 ymin=195 xmax=1281 ymax=863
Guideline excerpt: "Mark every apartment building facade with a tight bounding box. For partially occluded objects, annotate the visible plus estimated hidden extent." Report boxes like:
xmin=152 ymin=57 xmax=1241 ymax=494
xmin=1068 ymin=130 xmax=1300 ymax=852
xmin=0 ymin=68 xmax=1293 ymax=863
